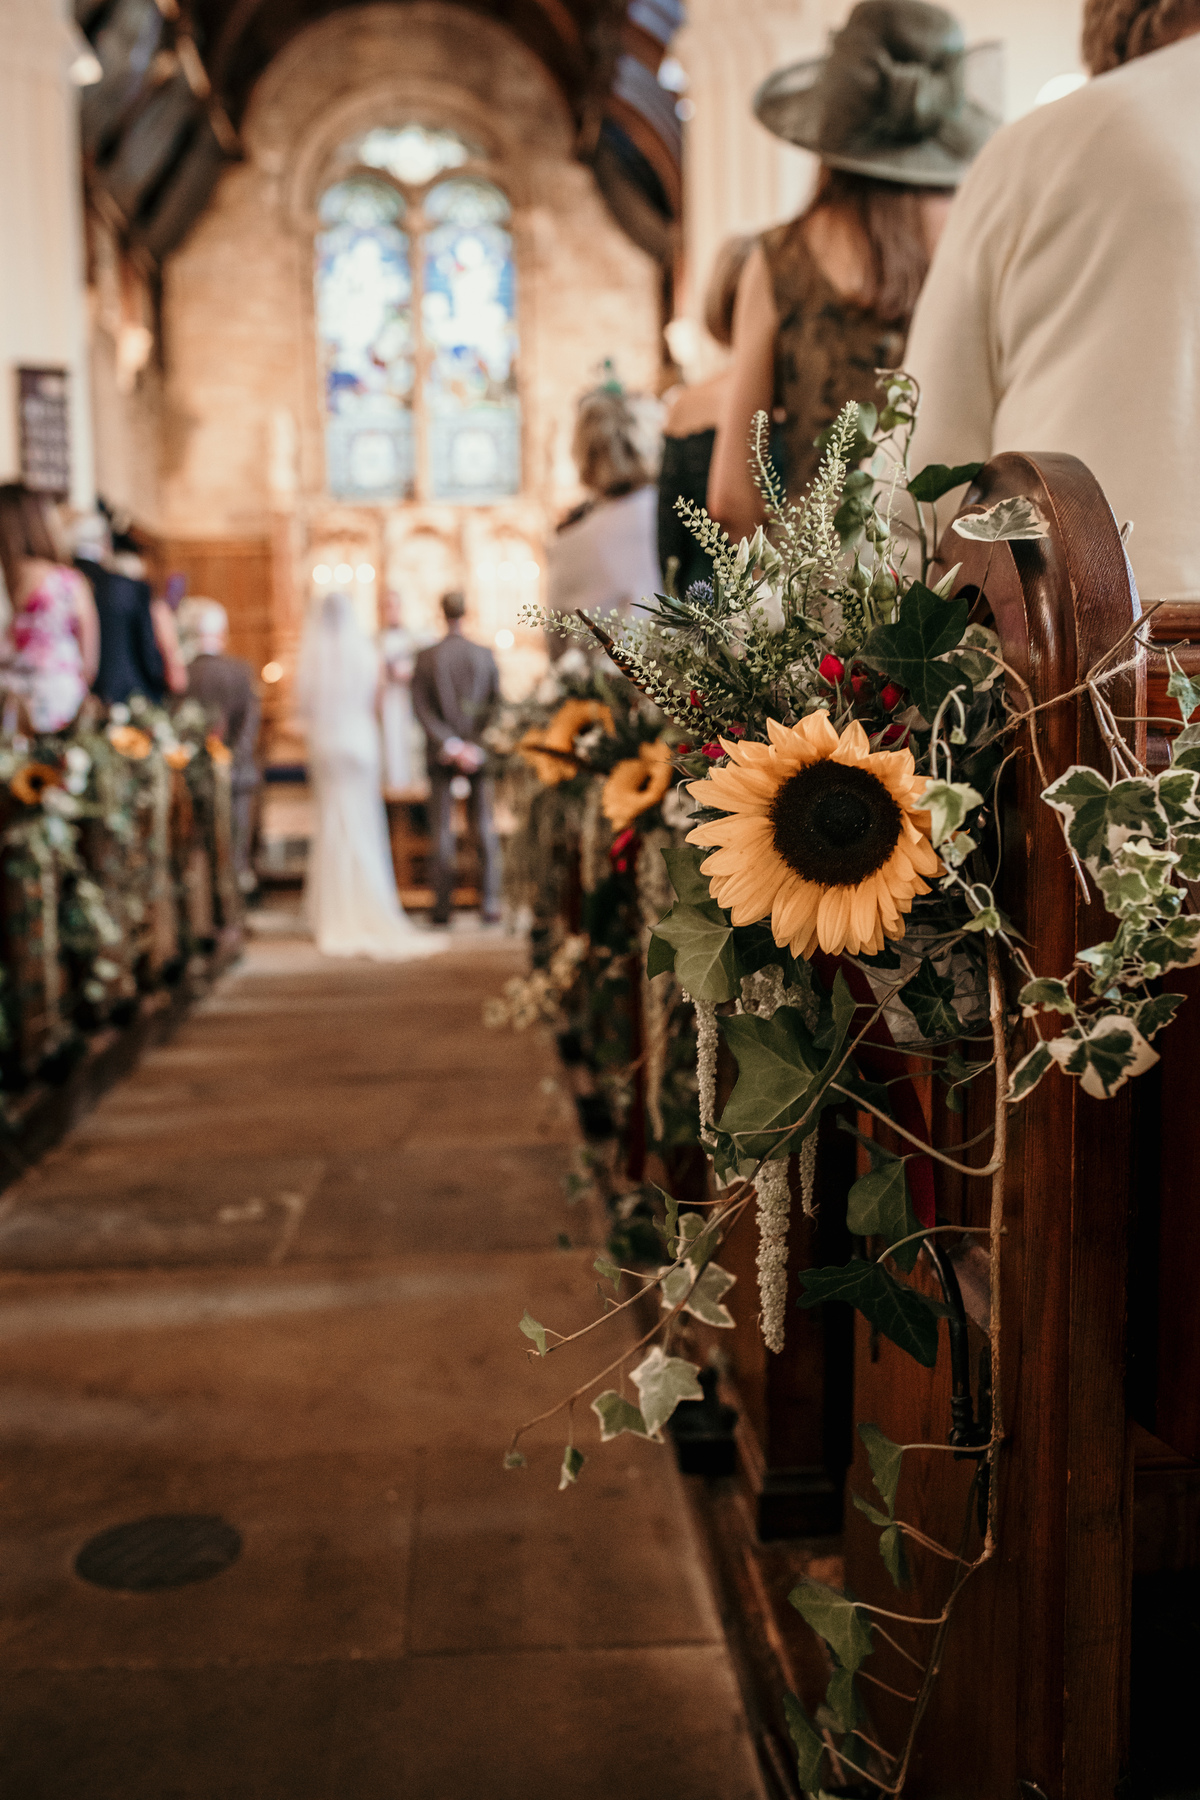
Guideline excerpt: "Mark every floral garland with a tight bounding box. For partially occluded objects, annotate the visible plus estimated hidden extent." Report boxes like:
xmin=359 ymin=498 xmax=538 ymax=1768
xmin=501 ymin=375 xmax=1198 ymax=1794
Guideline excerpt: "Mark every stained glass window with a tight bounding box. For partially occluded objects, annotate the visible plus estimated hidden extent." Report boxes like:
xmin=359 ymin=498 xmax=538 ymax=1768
xmin=316 ymin=143 xmax=520 ymax=504
xmin=422 ymin=179 xmax=519 ymax=503
xmin=315 ymin=178 xmax=414 ymax=501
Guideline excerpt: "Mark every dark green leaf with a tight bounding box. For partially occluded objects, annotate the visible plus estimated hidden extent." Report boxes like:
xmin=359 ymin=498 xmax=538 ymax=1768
xmin=782 ymin=1691 xmax=826 ymax=1789
xmin=858 ymin=1421 xmax=904 ymax=1512
xmin=718 ymin=974 xmax=854 ymax=1158
xmin=558 ymin=1444 xmax=585 ymax=1490
xmin=789 ymin=1578 xmax=875 ymax=1674
xmin=646 ymin=930 xmax=676 ymax=978
xmin=845 ymin=1159 xmax=921 ymax=1272
xmin=653 ymin=900 xmax=739 ymax=1002
xmin=901 ymin=957 xmax=961 ymax=1043
xmin=851 ymin=1492 xmax=891 ymax=1530
xmin=1018 ymin=977 xmax=1075 ymax=1017
xmin=824 ymin=1667 xmax=866 ymax=1736
xmin=1133 ymin=991 xmax=1187 ymax=1039
xmin=797 ymin=1261 xmax=949 ymax=1368
xmin=907 ymin=462 xmax=983 ymax=504
xmin=654 ymin=1182 xmax=680 ymax=1257
xmin=879 ymin=1522 xmax=911 ymax=1589
xmin=661 ymin=843 xmax=714 ymax=906
xmin=1168 ymin=665 xmax=1200 ymax=724
xmin=862 ymin=582 xmax=972 ymax=721
xmin=591 ymin=1391 xmax=650 ymax=1442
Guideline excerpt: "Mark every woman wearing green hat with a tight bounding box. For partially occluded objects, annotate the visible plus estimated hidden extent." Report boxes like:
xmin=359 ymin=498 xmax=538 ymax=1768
xmin=707 ymin=0 xmax=996 ymax=543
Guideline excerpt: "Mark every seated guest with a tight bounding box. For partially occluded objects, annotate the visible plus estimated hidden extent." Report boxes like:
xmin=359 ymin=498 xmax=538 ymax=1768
xmin=74 ymin=513 xmax=167 ymax=706
xmin=905 ymin=0 xmax=1200 ymax=606
xmin=0 ymin=483 xmax=99 ymax=732
xmin=546 ymin=381 xmax=662 ymax=637
xmin=658 ymin=235 xmax=754 ymax=597
xmin=180 ymin=598 xmax=261 ymax=884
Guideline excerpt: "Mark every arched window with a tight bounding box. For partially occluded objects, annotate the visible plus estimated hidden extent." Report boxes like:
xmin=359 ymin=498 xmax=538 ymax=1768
xmin=315 ymin=126 xmax=520 ymax=505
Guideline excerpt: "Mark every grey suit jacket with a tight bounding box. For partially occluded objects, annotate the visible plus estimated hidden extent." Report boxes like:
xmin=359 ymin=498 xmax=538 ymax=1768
xmin=186 ymin=654 xmax=261 ymax=792
xmin=412 ymin=633 xmax=500 ymax=767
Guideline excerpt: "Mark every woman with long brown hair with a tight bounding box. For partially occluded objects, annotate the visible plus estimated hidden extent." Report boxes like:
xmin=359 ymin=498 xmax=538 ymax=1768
xmin=0 ymin=484 xmax=99 ymax=733
xmin=708 ymin=0 xmax=996 ymax=541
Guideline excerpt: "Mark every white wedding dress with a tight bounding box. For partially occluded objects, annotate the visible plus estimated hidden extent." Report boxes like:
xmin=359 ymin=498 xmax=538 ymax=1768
xmin=297 ymin=595 xmax=445 ymax=961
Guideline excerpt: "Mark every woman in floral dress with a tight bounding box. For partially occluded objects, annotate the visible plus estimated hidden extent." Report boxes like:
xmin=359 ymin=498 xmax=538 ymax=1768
xmin=0 ymin=484 xmax=99 ymax=732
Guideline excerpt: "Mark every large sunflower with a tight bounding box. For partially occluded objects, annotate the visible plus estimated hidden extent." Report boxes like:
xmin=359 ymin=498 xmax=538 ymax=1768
xmin=602 ymin=740 xmax=673 ymax=831
xmin=686 ymin=713 xmax=938 ymax=958
xmin=108 ymin=725 xmax=153 ymax=761
xmin=10 ymin=763 xmax=63 ymax=806
xmin=518 ymin=698 xmax=614 ymax=786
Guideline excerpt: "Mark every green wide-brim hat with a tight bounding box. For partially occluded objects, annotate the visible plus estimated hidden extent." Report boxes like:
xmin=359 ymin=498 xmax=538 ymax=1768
xmin=754 ymin=0 xmax=999 ymax=189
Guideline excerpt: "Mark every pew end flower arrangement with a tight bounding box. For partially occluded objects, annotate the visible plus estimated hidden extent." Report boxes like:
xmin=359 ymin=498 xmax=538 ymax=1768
xmin=502 ymin=375 xmax=1197 ymax=1795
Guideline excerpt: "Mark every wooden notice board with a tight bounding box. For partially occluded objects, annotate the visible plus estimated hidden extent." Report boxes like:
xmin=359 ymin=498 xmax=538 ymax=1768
xmin=17 ymin=367 xmax=70 ymax=498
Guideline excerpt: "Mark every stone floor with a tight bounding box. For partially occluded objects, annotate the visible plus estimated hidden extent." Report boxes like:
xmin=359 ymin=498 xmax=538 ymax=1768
xmin=0 ymin=919 xmax=766 ymax=1800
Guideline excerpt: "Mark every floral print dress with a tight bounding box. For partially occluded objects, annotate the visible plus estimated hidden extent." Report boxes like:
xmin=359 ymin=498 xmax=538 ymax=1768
xmin=9 ymin=565 xmax=88 ymax=732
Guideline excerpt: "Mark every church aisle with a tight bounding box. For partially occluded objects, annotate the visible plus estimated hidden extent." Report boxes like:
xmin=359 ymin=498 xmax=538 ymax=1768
xmin=0 ymin=931 xmax=765 ymax=1800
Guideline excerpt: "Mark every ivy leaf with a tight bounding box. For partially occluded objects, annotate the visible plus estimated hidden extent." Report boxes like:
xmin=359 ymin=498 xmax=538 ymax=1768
xmin=845 ymin=1159 xmax=921 ymax=1273
xmin=1168 ymin=663 xmax=1200 ymax=724
xmin=962 ymin=906 xmax=1002 ymax=935
xmin=594 ymin=1255 xmax=621 ymax=1293
xmin=1175 ymin=828 xmax=1200 ymax=881
xmin=782 ymin=1691 xmax=826 ymax=1790
xmin=1041 ymin=768 xmax=1168 ymax=870
xmin=1156 ymin=766 xmax=1200 ymax=825
xmin=661 ymin=843 xmax=714 ymax=905
xmin=879 ymin=1523 xmax=911 ymax=1589
xmin=951 ymin=495 xmax=1049 ymax=541
xmin=862 ymin=582 xmax=971 ymax=722
xmin=631 ymin=1346 xmax=703 ymax=1436
xmin=675 ymin=1208 xmax=722 ymax=1276
xmin=655 ymin=1183 xmax=680 ymax=1257
xmin=824 ymin=1666 xmax=866 ymax=1736
xmin=558 ymin=1445 xmax=585 ymax=1490
xmin=1046 ymin=1016 xmax=1159 ymax=1098
xmin=718 ymin=972 xmax=855 ymax=1159
xmin=660 ymin=1258 xmax=737 ymax=1327
xmin=900 ymin=957 xmax=961 ymax=1043
xmin=908 ymin=461 xmax=983 ymax=504
xmin=851 ymin=1492 xmax=891 ymax=1530
xmin=1137 ymin=915 xmax=1200 ymax=977
xmin=645 ymin=930 xmax=676 ymax=979
xmin=797 ymin=1261 xmax=949 ymax=1368
xmin=591 ymin=1391 xmax=650 ymax=1442
xmin=1007 ymin=1040 xmax=1054 ymax=1102
xmin=652 ymin=900 xmax=739 ymax=1002
xmin=519 ymin=1309 xmax=548 ymax=1357
xmin=789 ymin=1578 xmax=875 ymax=1675
xmin=920 ymin=778 xmax=983 ymax=848
xmin=858 ymin=1421 xmax=904 ymax=1512
xmin=1019 ymin=977 xmax=1075 ymax=1018
xmin=503 ymin=1449 xmax=526 ymax=1470
xmin=1132 ymin=991 xmax=1187 ymax=1039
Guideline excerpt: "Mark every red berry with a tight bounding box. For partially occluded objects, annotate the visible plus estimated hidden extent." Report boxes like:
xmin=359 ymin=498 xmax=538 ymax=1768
xmin=819 ymin=654 xmax=845 ymax=685
xmin=689 ymin=689 xmax=704 ymax=708
xmin=850 ymin=674 xmax=867 ymax=698
xmin=880 ymin=682 xmax=903 ymax=710
xmin=725 ymin=723 xmax=746 ymax=738
xmin=881 ymin=723 xmax=907 ymax=746
xmin=701 ymin=742 xmax=724 ymax=761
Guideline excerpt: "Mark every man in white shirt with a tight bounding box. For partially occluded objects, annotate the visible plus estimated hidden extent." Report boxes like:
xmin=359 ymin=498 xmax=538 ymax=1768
xmin=904 ymin=3 xmax=1200 ymax=604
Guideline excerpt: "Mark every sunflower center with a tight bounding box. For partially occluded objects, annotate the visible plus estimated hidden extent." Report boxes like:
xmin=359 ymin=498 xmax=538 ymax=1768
xmin=770 ymin=759 xmax=904 ymax=887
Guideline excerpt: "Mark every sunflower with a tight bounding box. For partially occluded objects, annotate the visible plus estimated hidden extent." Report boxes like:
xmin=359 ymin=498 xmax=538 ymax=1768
xmin=518 ymin=698 xmax=614 ymax=786
xmin=686 ymin=713 xmax=939 ymax=958
xmin=602 ymin=740 xmax=674 ymax=831
xmin=108 ymin=725 xmax=153 ymax=761
xmin=10 ymin=763 xmax=63 ymax=806
xmin=205 ymin=733 xmax=233 ymax=767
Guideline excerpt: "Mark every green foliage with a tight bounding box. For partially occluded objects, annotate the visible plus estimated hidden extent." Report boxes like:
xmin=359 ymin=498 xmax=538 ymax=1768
xmin=951 ymin=495 xmax=1048 ymax=541
xmin=782 ymin=1691 xmax=826 ymax=1789
xmin=846 ymin=1158 xmax=922 ymax=1273
xmin=591 ymin=1392 xmax=650 ymax=1441
xmin=907 ymin=461 xmax=983 ymax=504
xmin=859 ymin=1421 xmax=905 ymax=1512
xmin=797 ymin=1260 xmax=949 ymax=1368
xmin=659 ymin=1258 xmax=737 ymax=1327
xmin=559 ymin=1445 xmax=585 ymax=1489
xmin=789 ymin=1579 xmax=875 ymax=1674
xmin=920 ymin=778 xmax=983 ymax=848
xmin=518 ymin=1310 xmax=549 ymax=1357
xmin=630 ymin=1346 xmax=703 ymax=1436
xmin=718 ymin=972 xmax=854 ymax=1158
xmin=862 ymin=581 xmax=972 ymax=721
xmin=900 ymin=957 xmax=962 ymax=1043
xmin=593 ymin=1255 xmax=621 ymax=1293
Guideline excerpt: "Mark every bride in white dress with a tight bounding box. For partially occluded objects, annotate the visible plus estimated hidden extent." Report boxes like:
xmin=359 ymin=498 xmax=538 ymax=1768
xmin=297 ymin=592 xmax=445 ymax=960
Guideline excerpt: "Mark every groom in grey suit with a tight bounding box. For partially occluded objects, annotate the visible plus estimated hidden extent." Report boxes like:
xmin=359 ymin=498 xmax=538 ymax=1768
xmin=412 ymin=591 xmax=502 ymax=925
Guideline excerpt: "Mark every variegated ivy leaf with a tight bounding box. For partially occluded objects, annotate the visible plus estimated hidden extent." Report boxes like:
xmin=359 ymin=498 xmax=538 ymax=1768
xmin=940 ymin=830 xmax=978 ymax=869
xmin=1041 ymin=767 xmax=1168 ymax=871
xmin=962 ymin=905 xmax=1002 ymax=934
xmin=1167 ymin=659 xmax=1200 ymax=724
xmin=1007 ymin=1040 xmax=1054 ymax=1102
xmin=1045 ymin=1014 xmax=1159 ymax=1099
xmin=659 ymin=1258 xmax=737 ymax=1327
xmin=518 ymin=1309 xmax=548 ymax=1356
xmin=1132 ymin=991 xmax=1187 ymax=1040
xmin=630 ymin=1346 xmax=703 ymax=1437
xmin=1095 ymin=841 xmax=1181 ymax=917
xmin=919 ymin=779 xmax=983 ymax=849
xmin=1156 ymin=766 xmax=1200 ymax=825
xmin=591 ymin=1391 xmax=650 ymax=1442
xmin=1174 ymin=827 xmax=1200 ymax=881
xmin=1133 ymin=914 xmax=1200 ymax=978
xmin=559 ymin=1445 xmax=585 ymax=1490
xmin=1019 ymin=977 xmax=1076 ymax=1018
xmin=954 ymin=622 xmax=1001 ymax=692
xmin=952 ymin=495 xmax=1049 ymax=541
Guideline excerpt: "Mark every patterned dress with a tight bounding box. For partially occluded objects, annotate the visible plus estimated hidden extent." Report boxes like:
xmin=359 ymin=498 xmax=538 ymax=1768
xmin=9 ymin=565 xmax=88 ymax=733
xmin=761 ymin=220 xmax=906 ymax=503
